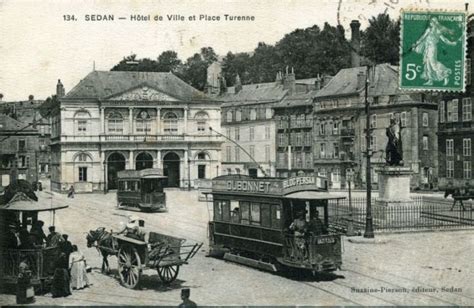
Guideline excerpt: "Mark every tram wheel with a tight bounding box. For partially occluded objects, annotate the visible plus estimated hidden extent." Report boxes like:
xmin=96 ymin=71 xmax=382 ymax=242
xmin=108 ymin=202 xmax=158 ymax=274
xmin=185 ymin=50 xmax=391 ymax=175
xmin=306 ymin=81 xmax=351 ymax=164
xmin=157 ymin=265 xmax=180 ymax=284
xmin=117 ymin=246 xmax=142 ymax=289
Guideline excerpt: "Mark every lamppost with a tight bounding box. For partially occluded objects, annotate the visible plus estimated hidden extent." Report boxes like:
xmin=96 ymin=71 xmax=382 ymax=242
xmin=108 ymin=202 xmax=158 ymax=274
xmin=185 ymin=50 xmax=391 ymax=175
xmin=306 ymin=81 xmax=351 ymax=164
xmin=346 ymin=168 xmax=356 ymax=236
xmin=103 ymin=160 xmax=107 ymax=194
xmin=364 ymin=65 xmax=375 ymax=239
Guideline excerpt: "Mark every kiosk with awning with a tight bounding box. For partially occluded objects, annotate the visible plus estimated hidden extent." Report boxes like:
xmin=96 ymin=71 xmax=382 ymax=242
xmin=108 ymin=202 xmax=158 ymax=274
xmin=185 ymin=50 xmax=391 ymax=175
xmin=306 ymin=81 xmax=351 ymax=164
xmin=208 ymin=174 xmax=345 ymax=274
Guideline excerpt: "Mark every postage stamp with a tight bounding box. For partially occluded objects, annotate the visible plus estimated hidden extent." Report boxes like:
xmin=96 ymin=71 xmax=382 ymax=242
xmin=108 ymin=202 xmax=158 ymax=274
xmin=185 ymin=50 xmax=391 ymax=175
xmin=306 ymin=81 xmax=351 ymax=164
xmin=399 ymin=10 xmax=467 ymax=92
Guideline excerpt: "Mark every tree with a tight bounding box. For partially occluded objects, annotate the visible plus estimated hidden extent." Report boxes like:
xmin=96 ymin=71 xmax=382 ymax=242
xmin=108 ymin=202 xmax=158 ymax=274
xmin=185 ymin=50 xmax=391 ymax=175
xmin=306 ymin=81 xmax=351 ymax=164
xmin=157 ymin=50 xmax=182 ymax=72
xmin=221 ymin=52 xmax=252 ymax=86
xmin=181 ymin=47 xmax=218 ymax=90
xmin=111 ymin=54 xmax=142 ymax=71
xmin=361 ymin=13 xmax=400 ymax=65
xmin=248 ymin=42 xmax=281 ymax=84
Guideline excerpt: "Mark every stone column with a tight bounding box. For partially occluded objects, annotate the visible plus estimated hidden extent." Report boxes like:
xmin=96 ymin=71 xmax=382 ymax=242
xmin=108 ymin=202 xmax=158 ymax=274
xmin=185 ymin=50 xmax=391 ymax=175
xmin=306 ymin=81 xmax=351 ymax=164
xmin=129 ymin=151 xmax=134 ymax=170
xmin=184 ymin=108 xmax=188 ymax=135
xmin=100 ymin=107 xmax=105 ymax=134
xmin=129 ymin=107 xmax=134 ymax=134
xmin=156 ymin=150 xmax=162 ymax=169
xmin=156 ymin=108 xmax=161 ymax=134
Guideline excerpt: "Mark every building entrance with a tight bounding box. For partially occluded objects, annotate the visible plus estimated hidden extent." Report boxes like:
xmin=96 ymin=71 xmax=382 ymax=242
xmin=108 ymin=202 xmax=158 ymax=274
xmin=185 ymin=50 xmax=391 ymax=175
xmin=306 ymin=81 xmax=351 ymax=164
xmin=136 ymin=152 xmax=153 ymax=170
xmin=163 ymin=152 xmax=180 ymax=187
xmin=107 ymin=152 xmax=126 ymax=190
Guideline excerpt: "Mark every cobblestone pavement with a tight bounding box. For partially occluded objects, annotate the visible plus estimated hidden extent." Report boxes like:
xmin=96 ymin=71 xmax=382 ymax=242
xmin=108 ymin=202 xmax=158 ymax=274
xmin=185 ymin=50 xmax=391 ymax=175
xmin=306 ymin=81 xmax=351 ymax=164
xmin=0 ymin=188 xmax=473 ymax=306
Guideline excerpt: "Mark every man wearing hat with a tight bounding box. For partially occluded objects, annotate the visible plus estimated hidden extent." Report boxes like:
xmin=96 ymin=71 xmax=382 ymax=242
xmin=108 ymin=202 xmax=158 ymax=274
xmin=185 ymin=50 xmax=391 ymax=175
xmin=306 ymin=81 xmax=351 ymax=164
xmin=178 ymin=288 xmax=197 ymax=308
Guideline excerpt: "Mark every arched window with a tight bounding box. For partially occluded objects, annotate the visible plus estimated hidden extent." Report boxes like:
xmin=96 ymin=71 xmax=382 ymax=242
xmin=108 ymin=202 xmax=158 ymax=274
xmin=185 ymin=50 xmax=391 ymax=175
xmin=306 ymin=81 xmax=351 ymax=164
xmin=75 ymin=111 xmax=90 ymax=133
xmin=236 ymin=110 xmax=242 ymax=122
xmin=265 ymin=108 xmax=273 ymax=119
xmin=107 ymin=112 xmax=123 ymax=133
xmin=195 ymin=112 xmax=209 ymax=133
xmin=196 ymin=151 xmax=209 ymax=179
xmin=250 ymin=109 xmax=257 ymax=121
xmin=163 ymin=112 xmax=178 ymax=134
xmin=226 ymin=110 xmax=233 ymax=123
xmin=136 ymin=110 xmax=151 ymax=133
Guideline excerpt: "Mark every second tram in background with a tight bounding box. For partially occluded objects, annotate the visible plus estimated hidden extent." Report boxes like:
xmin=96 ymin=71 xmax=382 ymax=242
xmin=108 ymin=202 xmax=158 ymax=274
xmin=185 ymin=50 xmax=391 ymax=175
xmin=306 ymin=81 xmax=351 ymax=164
xmin=117 ymin=168 xmax=167 ymax=212
xmin=207 ymin=174 xmax=345 ymax=274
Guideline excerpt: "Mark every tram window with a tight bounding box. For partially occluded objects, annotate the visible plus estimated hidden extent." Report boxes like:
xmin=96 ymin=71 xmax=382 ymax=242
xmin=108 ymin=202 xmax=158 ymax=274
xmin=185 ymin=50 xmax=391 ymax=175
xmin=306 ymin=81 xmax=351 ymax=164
xmin=213 ymin=201 xmax=222 ymax=221
xmin=271 ymin=204 xmax=282 ymax=228
xmin=230 ymin=201 xmax=240 ymax=223
xmin=261 ymin=203 xmax=271 ymax=228
xmin=129 ymin=181 xmax=137 ymax=191
xmin=119 ymin=181 xmax=125 ymax=191
xmin=250 ymin=203 xmax=261 ymax=226
xmin=240 ymin=202 xmax=250 ymax=224
xmin=222 ymin=201 xmax=230 ymax=222
xmin=214 ymin=200 xmax=230 ymax=222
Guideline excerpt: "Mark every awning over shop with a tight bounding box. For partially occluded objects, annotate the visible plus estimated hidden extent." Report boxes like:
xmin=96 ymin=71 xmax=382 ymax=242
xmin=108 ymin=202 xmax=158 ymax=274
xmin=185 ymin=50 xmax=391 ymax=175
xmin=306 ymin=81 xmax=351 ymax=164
xmin=284 ymin=191 xmax=346 ymax=200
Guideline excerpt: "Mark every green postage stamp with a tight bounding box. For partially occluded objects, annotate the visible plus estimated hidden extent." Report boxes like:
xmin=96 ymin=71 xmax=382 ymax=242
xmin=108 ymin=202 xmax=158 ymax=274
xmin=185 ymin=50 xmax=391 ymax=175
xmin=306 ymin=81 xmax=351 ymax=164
xmin=399 ymin=10 xmax=467 ymax=92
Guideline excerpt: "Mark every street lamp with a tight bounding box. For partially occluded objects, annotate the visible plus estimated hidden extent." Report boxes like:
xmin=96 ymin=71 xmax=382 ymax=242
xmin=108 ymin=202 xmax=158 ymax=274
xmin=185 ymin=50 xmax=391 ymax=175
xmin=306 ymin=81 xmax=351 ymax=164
xmin=364 ymin=65 xmax=375 ymax=239
xmin=346 ymin=168 xmax=356 ymax=236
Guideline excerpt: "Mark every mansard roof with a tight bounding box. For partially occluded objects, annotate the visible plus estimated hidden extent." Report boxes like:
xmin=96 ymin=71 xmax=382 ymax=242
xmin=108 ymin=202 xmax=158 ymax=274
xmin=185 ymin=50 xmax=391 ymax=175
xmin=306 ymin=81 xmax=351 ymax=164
xmin=65 ymin=71 xmax=212 ymax=101
xmin=221 ymin=82 xmax=288 ymax=106
xmin=0 ymin=114 xmax=38 ymax=134
xmin=315 ymin=63 xmax=400 ymax=99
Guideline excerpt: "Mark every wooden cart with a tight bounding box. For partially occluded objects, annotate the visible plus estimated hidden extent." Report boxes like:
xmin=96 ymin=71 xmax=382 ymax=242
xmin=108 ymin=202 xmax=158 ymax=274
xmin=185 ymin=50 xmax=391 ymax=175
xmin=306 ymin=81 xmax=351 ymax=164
xmin=112 ymin=232 xmax=202 ymax=289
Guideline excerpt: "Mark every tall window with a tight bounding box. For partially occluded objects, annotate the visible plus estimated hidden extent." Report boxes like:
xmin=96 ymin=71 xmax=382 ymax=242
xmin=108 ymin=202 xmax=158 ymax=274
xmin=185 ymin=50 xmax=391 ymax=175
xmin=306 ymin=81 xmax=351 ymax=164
xmin=320 ymin=143 xmax=326 ymax=158
xmin=370 ymin=136 xmax=377 ymax=151
xmin=198 ymin=165 xmax=206 ymax=179
xmin=463 ymin=138 xmax=471 ymax=156
xmin=422 ymin=112 xmax=429 ymax=127
xmin=320 ymin=123 xmax=325 ymax=135
xmin=18 ymin=155 xmax=28 ymax=168
xmin=163 ymin=112 xmax=177 ymax=134
xmin=446 ymin=139 xmax=454 ymax=156
xmin=464 ymin=161 xmax=472 ymax=179
xmin=265 ymin=108 xmax=272 ymax=119
xmin=249 ymin=126 xmax=254 ymax=141
xmin=333 ymin=143 xmax=339 ymax=158
xmin=370 ymin=114 xmax=377 ymax=128
xmin=448 ymin=99 xmax=459 ymax=122
xmin=226 ymin=146 xmax=231 ymax=162
xmin=446 ymin=160 xmax=454 ymax=178
xmin=467 ymin=58 xmax=471 ymax=85
xmin=75 ymin=111 xmax=90 ymax=133
xmin=332 ymin=168 xmax=340 ymax=183
xmin=226 ymin=128 xmax=231 ymax=137
xmin=235 ymin=147 xmax=240 ymax=162
xmin=250 ymin=145 xmax=255 ymax=158
xmin=265 ymin=145 xmax=270 ymax=161
xmin=422 ymin=136 xmax=429 ymax=150
xmin=304 ymin=132 xmax=312 ymax=146
xmin=107 ymin=112 xmax=124 ymax=133
xmin=235 ymin=127 xmax=240 ymax=141
xmin=462 ymin=98 xmax=472 ymax=121
xmin=400 ymin=111 xmax=407 ymax=127
xmin=265 ymin=126 xmax=270 ymax=139
xmin=250 ymin=109 xmax=257 ymax=120
xmin=195 ymin=111 xmax=208 ymax=133
xmin=333 ymin=121 xmax=339 ymax=135
xmin=226 ymin=110 xmax=233 ymax=122
xmin=439 ymin=101 xmax=446 ymax=123
xmin=18 ymin=139 xmax=26 ymax=151
xmin=278 ymin=134 xmax=285 ymax=146
xmin=79 ymin=167 xmax=88 ymax=182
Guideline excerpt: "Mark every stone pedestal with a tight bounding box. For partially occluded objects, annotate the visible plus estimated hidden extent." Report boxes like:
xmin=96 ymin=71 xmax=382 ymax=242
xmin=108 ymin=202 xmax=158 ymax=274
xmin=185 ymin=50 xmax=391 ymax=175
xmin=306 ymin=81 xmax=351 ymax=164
xmin=376 ymin=166 xmax=413 ymax=206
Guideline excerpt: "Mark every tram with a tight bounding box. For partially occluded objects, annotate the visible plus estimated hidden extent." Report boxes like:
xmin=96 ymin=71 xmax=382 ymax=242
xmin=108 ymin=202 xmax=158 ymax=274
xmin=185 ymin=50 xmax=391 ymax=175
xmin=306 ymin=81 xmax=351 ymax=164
xmin=117 ymin=168 xmax=167 ymax=212
xmin=207 ymin=174 xmax=345 ymax=273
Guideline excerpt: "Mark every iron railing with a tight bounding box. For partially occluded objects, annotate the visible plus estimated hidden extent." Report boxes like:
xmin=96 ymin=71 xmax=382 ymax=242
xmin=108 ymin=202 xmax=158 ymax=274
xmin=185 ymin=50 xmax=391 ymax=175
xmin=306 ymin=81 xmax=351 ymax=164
xmin=328 ymin=196 xmax=474 ymax=233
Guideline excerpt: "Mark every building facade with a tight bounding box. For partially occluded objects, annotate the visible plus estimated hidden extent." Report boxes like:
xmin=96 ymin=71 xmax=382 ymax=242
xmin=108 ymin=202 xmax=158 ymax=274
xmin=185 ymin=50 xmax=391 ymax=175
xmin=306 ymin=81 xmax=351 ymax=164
xmin=437 ymin=19 xmax=473 ymax=190
xmin=50 ymin=71 xmax=223 ymax=193
xmin=313 ymin=64 xmax=439 ymax=189
xmin=0 ymin=114 xmax=40 ymax=186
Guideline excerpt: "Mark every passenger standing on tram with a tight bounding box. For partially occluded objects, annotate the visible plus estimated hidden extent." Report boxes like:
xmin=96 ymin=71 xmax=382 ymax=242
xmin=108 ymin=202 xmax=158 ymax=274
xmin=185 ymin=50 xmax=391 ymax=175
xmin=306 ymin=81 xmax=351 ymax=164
xmin=46 ymin=226 xmax=63 ymax=247
xmin=30 ymin=220 xmax=47 ymax=247
xmin=308 ymin=210 xmax=327 ymax=236
xmin=289 ymin=210 xmax=308 ymax=252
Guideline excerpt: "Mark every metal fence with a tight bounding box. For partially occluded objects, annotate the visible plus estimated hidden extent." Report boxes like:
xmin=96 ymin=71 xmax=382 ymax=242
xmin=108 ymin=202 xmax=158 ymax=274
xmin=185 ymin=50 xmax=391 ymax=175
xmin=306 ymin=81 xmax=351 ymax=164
xmin=328 ymin=196 xmax=474 ymax=233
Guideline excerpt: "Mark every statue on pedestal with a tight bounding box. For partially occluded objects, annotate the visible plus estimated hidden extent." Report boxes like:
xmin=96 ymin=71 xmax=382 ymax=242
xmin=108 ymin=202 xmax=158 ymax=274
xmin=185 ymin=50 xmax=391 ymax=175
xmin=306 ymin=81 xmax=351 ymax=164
xmin=385 ymin=119 xmax=403 ymax=166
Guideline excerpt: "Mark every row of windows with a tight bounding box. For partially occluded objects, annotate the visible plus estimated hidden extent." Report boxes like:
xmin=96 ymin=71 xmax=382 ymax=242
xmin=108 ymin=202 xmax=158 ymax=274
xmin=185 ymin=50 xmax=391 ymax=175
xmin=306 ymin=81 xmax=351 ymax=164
xmin=225 ymin=145 xmax=271 ymax=162
xmin=225 ymin=108 xmax=273 ymax=123
xmin=277 ymin=152 xmax=313 ymax=169
xmin=446 ymin=138 xmax=471 ymax=157
xmin=277 ymin=132 xmax=312 ymax=147
xmin=276 ymin=114 xmax=312 ymax=128
xmin=446 ymin=160 xmax=472 ymax=179
xmin=214 ymin=200 xmax=282 ymax=229
xmin=439 ymin=98 xmax=472 ymax=123
xmin=226 ymin=126 xmax=271 ymax=141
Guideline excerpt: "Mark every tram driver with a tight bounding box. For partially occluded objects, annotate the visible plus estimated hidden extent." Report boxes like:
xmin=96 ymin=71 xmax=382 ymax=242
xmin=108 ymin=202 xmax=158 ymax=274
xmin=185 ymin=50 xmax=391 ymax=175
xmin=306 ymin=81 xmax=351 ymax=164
xmin=308 ymin=210 xmax=327 ymax=235
xmin=289 ymin=209 xmax=308 ymax=251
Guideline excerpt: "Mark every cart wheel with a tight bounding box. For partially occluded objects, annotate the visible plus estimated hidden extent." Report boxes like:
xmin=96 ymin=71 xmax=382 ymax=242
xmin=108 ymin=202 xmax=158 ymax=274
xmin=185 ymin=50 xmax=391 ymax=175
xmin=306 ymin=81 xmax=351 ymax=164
xmin=118 ymin=246 xmax=142 ymax=289
xmin=157 ymin=265 xmax=180 ymax=284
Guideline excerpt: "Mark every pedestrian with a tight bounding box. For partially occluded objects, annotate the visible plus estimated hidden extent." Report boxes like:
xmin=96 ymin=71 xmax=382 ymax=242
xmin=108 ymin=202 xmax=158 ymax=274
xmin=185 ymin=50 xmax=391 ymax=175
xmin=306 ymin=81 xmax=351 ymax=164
xmin=308 ymin=210 xmax=327 ymax=236
xmin=59 ymin=234 xmax=73 ymax=262
xmin=178 ymin=288 xmax=197 ymax=308
xmin=51 ymin=252 xmax=71 ymax=298
xmin=30 ymin=220 xmax=47 ymax=247
xmin=46 ymin=226 xmax=63 ymax=248
xmin=67 ymin=185 xmax=75 ymax=198
xmin=69 ymin=245 xmax=89 ymax=290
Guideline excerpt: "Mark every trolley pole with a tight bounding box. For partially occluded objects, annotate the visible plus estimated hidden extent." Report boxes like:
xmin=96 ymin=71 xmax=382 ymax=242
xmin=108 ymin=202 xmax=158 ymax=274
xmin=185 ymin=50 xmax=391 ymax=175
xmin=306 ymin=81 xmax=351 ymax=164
xmin=364 ymin=65 xmax=375 ymax=239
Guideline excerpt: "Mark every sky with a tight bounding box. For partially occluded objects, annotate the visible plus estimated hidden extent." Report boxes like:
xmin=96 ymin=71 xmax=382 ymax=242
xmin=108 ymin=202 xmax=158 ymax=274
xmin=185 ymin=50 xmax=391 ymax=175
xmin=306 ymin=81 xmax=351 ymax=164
xmin=0 ymin=0 xmax=469 ymax=101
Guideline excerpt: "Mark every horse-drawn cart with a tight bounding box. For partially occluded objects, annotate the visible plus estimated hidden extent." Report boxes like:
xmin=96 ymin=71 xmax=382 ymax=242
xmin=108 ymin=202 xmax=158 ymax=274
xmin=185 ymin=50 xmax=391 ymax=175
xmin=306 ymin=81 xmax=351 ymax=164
xmin=87 ymin=229 xmax=202 ymax=289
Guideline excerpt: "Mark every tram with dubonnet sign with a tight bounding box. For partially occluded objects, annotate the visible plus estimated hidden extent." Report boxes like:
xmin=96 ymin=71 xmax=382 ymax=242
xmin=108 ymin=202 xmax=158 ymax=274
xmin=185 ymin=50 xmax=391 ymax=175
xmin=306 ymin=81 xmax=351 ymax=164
xmin=207 ymin=174 xmax=345 ymax=274
xmin=117 ymin=168 xmax=167 ymax=212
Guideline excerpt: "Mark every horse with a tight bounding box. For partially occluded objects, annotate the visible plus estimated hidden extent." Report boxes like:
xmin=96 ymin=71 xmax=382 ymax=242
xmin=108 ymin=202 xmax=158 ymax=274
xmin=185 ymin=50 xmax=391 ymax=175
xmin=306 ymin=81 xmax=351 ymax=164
xmin=86 ymin=227 xmax=117 ymax=274
xmin=444 ymin=188 xmax=474 ymax=211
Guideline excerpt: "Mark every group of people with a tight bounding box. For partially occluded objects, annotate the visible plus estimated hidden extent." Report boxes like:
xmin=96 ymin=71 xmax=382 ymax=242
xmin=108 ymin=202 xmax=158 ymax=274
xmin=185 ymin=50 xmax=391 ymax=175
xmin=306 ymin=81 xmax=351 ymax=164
xmin=289 ymin=209 xmax=328 ymax=237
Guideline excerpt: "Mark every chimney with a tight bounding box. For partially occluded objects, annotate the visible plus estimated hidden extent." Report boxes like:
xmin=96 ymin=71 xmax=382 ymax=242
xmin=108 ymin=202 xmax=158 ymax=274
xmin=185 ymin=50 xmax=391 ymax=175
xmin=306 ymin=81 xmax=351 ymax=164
xmin=275 ymin=71 xmax=283 ymax=84
xmin=234 ymin=74 xmax=242 ymax=93
xmin=56 ymin=79 xmax=65 ymax=98
xmin=315 ymin=74 xmax=322 ymax=90
xmin=283 ymin=67 xmax=296 ymax=95
xmin=356 ymin=70 xmax=366 ymax=91
xmin=350 ymin=20 xmax=361 ymax=68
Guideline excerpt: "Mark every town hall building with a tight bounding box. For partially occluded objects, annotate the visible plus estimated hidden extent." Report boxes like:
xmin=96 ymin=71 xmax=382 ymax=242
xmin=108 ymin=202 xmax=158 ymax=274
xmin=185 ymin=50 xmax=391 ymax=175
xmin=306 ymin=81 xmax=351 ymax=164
xmin=50 ymin=71 xmax=223 ymax=193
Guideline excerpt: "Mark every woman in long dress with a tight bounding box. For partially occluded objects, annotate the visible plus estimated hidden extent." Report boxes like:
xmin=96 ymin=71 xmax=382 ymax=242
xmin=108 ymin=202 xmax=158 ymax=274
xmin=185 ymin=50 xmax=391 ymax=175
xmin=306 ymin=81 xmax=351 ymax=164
xmin=412 ymin=17 xmax=460 ymax=86
xmin=69 ymin=245 xmax=89 ymax=290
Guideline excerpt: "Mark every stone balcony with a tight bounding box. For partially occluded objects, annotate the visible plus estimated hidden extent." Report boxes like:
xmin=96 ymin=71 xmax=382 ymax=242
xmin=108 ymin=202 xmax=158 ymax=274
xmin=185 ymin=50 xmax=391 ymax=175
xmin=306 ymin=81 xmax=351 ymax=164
xmin=58 ymin=134 xmax=223 ymax=143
